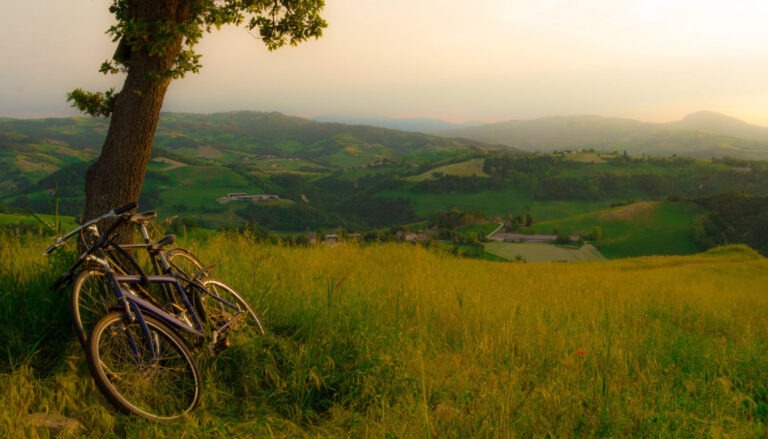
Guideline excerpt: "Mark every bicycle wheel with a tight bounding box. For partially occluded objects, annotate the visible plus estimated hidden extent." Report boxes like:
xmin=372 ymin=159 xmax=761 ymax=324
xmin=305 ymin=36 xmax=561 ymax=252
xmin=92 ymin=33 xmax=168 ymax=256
xmin=198 ymin=279 xmax=265 ymax=337
xmin=87 ymin=311 xmax=200 ymax=421
xmin=71 ymin=269 xmax=116 ymax=349
xmin=166 ymin=248 xmax=207 ymax=280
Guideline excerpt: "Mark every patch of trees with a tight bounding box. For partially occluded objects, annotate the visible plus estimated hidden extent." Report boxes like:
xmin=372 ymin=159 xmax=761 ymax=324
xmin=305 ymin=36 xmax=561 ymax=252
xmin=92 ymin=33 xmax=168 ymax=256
xmin=482 ymin=152 xmax=768 ymax=202
xmin=430 ymin=208 xmax=486 ymax=229
xmin=483 ymin=154 xmax=561 ymax=178
xmin=412 ymin=174 xmax=502 ymax=193
xmin=268 ymin=173 xmax=340 ymax=210
xmin=340 ymin=196 xmax=417 ymax=228
xmin=237 ymin=203 xmax=350 ymax=231
xmin=503 ymin=213 xmax=533 ymax=232
xmin=37 ymin=162 xmax=90 ymax=189
xmin=693 ymin=191 xmax=768 ymax=255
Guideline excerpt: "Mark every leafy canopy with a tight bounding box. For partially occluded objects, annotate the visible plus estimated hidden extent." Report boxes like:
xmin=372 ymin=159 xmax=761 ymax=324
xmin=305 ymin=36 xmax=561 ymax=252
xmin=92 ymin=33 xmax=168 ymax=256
xmin=68 ymin=0 xmax=327 ymax=117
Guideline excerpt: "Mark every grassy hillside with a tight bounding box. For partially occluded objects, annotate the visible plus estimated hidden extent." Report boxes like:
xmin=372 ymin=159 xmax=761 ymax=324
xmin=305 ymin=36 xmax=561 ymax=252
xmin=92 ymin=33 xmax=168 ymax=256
xmin=381 ymin=186 xmax=612 ymax=220
xmin=407 ymin=158 xmax=489 ymax=181
xmin=536 ymin=201 xmax=706 ymax=258
xmin=3 ymin=232 xmax=768 ymax=436
xmin=4 ymin=112 xmax=768 ymax=259
xmin=0 ymin=212 xmax=77 ymax=234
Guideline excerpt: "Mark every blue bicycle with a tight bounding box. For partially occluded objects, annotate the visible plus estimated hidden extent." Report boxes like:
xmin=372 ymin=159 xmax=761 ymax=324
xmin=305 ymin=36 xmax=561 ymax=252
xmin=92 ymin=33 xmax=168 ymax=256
xmin=45 ymin=202 xmax=263 ymax=420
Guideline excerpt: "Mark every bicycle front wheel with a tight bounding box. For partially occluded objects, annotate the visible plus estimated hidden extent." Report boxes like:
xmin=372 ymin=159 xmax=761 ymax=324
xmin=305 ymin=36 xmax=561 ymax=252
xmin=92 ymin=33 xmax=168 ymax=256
xmin=199 ymin=279 xmax=265 ymax=337
xmin=87 ymin=311 xmax=201 ymax=421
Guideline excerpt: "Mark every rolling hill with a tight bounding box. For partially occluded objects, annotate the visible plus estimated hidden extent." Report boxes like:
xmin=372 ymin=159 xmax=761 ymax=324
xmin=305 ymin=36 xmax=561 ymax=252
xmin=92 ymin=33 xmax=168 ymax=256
xmin=4 ymin=110 xmax=768 ymax=259
xmin=0 ymin=112 xmax=504 ymax=227
xmin=439 ymin=112 xmax=768 ymax=159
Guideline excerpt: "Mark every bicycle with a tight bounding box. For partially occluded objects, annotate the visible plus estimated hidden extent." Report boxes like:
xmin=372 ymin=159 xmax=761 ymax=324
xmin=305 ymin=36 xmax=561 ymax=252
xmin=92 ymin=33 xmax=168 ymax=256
xmin=45 ymin=203 xmax=264 ymax=420
xmin=68 ymin=208 xmax=210 ymax=348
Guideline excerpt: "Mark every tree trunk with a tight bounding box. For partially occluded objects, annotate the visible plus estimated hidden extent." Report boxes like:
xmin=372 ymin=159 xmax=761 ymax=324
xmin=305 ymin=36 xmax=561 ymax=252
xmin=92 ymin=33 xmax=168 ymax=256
xmin=84 ymin=1 xmax=190 ymax=229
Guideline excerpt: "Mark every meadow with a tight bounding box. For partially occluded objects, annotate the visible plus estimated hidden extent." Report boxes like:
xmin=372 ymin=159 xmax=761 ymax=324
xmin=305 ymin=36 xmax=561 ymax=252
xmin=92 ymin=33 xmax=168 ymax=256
xmin=2 ymin=232 xmax=768 ymax=437
xmin=407 ymin=158 xmax=489 ymax=182
xmin=484 ymin=242 xmax=605 ymax=262
xmin=379 ymin=187 xmax=612 ymax=220
xmin=537 ymin=201 xmax=706 ymax=258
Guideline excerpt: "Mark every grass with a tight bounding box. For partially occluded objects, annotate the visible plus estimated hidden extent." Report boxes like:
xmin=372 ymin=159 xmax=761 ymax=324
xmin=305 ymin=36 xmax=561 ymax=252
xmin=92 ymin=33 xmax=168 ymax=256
xmin=379 ymin=187 xmax=616 ymax=221
xmin=0 ymin=213 xmax=78 ymax=234
xmin=484 ymin=242 xmax=605 ymax=262
xmin=145 ymin=165 xmax=255 ymax=205
xmin=407 ymin=158 xmax=488 ymax=181
xmin=537 ymin=200 xmax=705 ymax=258
xmin=2 ymin=231 xmax=768 ymax=436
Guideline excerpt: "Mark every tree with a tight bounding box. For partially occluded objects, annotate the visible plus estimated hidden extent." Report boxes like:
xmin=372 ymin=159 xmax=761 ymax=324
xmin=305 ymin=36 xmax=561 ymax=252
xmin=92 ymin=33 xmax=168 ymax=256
xmin=68 ymin=0 xmax=327 ymax=224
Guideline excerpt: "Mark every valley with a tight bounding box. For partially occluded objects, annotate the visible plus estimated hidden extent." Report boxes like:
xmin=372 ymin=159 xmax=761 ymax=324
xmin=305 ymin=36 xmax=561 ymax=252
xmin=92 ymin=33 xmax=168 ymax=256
xmin=3 ymin=110 xmax=768 ymax=260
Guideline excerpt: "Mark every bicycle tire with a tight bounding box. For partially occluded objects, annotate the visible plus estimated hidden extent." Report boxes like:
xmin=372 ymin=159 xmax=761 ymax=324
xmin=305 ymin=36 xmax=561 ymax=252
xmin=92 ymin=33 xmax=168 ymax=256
xmin=70 ymin=269 xmax=116 ymax=349
xmin=87 ymin=311 xmax=201 ymax=421
xmin=166 ymin=248 xmax=207 ymax=280
xmin=199 ymin=279 xmax=265 ymax=337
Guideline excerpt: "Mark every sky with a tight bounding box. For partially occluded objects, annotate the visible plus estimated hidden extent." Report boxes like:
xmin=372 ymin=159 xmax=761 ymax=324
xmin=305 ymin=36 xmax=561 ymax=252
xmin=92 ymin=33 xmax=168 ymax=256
xmin=1 ymin=0 xmax=768 ymax=125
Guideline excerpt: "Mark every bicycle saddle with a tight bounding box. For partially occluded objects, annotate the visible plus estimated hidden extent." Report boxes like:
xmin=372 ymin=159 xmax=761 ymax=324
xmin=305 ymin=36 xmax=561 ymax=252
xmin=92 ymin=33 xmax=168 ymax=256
xmin=129 ymin=211 xmax=158 ymax=223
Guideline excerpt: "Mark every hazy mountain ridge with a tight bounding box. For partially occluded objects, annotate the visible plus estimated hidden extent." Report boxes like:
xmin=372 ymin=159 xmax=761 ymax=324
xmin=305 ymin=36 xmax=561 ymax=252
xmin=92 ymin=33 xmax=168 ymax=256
xmin=0 ymin=111 xmax=500 ymax=182
xmin=312 ymin=115 xmax=483 ymax=133
xmin=153 ymin=111 xmax=499 ymax=165
xmin=439 ymin=111 xmax=768 ymax=159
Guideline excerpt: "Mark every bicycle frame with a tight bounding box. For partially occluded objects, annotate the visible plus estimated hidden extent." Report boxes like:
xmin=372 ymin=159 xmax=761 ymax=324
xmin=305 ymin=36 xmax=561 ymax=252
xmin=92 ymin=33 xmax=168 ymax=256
xmin=92 ymin=247 xmax=245 ymax=349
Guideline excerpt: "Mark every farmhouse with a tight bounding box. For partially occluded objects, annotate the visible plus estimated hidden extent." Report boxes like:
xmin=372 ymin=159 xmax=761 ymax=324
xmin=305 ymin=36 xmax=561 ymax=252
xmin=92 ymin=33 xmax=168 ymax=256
xmin=217 ymin=193 xmax=280 ymax=204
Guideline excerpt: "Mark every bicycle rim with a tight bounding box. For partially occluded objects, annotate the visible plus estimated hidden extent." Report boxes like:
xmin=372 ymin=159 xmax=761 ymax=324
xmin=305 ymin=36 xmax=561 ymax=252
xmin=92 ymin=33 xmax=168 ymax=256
xmin=71 ymin=270 xmax=116 ymax=349
xmin=166 ymin=248 xmax=206 ymax=280
xmin=88 ymin=311 xmax=200 ymax=421
xmin=200 ymin=279 xmax=265 ymax=337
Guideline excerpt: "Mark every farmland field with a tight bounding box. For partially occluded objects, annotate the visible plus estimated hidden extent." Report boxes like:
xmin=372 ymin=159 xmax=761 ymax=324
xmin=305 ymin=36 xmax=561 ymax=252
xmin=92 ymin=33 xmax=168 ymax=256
xmin=380 ymin=187 xmax=614 ymax=220
xmin=484 ymin=241 xmax=606 ymax=262
xmin=537 ymin=200 xmax=705 ymax=258
xmin=407 ymin=158 xmax=489 ymax=181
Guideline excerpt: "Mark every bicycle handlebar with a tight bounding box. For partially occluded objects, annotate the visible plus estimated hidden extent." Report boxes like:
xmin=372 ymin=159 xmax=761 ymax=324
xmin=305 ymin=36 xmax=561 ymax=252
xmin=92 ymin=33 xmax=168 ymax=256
xmin=43 ymin=201 xmax=138 ymax=255
xmin=114 ymin=201 xmax=138 ymax=215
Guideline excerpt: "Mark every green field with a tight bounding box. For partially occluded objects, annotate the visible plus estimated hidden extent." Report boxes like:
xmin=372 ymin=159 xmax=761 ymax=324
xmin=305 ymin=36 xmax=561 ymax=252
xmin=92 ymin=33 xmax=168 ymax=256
xmin=407 ymin=158 xmax=489 ymax=181
xmin=537 ymin=200 xmax=705 ymax=258
xmin=0 ymin=213 xmax=77 ymax=233
xmin=3 ymin=232 xmax=768 ymax=436
xmin=380 ymin=187 xmax=614 ymax=220
xmin=143 ymin=164 xmax=259 ymax=219
xmin=485 ymin=242 xmax=606 ymax=262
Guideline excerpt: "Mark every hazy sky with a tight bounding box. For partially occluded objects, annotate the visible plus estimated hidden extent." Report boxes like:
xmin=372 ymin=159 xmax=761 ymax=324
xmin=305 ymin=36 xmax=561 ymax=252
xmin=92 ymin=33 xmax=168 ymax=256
xmin=2 ymin=0 xmax=768 ymax=124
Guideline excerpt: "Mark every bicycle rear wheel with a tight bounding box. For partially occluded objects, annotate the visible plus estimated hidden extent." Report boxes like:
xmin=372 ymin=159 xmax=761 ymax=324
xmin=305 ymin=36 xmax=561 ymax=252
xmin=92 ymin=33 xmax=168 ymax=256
xmin=87 ymin=311 xmax=200 ymax=421
xmin=71 ymin=269 xmax=115 ymax=349
xmin=166 ymin=248 xmax=207 ymax=280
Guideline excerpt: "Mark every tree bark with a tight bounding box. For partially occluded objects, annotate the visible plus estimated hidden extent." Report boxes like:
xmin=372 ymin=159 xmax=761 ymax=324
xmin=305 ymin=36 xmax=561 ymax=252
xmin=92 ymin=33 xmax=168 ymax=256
xmin=84 ymin=0 xmax=191 ymax=226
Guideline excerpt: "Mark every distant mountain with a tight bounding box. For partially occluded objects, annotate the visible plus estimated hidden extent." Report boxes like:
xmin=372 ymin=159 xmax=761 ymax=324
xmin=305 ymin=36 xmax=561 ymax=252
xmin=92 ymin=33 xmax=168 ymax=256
xmin=0 ymin=111 xmax=498 ymax=174
xmin=151 ymin=111 xmax=501 ymax=166
xmin=312 ymin=115 xmax=483 ymax=133
xmin=439 ymin=112 xmax=768 ymax=160
xmin=667 ymin=111 xmax=768 ymax=142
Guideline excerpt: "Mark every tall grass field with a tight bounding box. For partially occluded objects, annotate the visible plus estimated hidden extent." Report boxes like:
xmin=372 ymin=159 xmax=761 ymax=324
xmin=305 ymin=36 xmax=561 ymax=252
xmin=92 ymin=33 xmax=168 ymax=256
xmin=2 ymin=232 xmax=768 ymax=437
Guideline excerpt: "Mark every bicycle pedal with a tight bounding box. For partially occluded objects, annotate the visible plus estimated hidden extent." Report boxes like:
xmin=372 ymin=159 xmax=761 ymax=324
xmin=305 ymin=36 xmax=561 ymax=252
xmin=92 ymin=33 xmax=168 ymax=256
xmin=212 ymin=337 xmax=231 ymax=354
